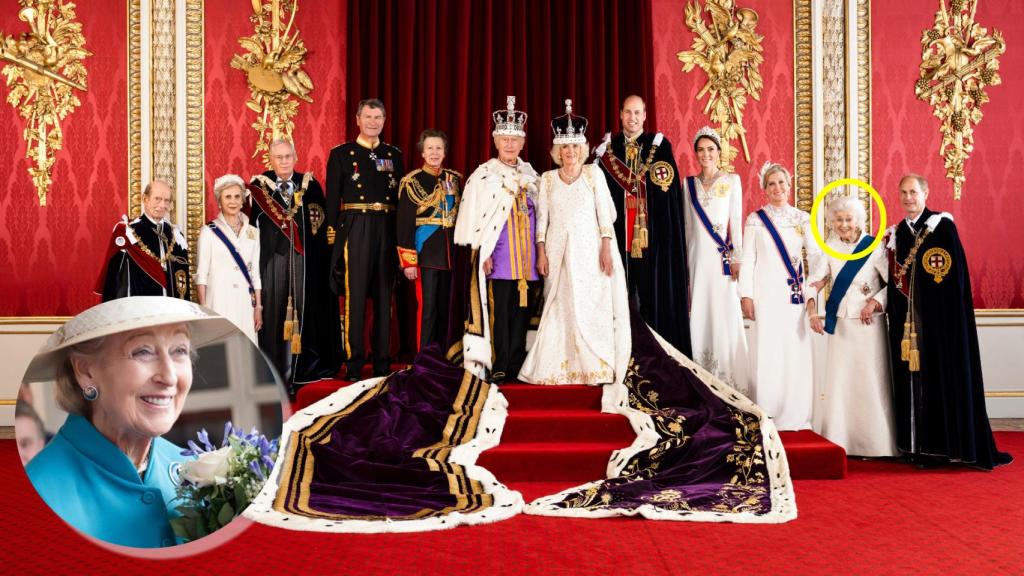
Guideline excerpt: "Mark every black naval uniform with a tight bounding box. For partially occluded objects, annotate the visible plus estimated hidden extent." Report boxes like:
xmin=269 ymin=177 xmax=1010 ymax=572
xmin=326 ymin=139 xmax=405 ymax=377
xmin=596 ymin=132 xmax=693 ymax=356
xmin=886 ymin=207 xmax=1012 ymax=470
xmin=98 ymin=213 xmax=191 ymax=301
xmin=397 ymin=166 xmax=462 ymax=349
xmin=250 ymin=171 xmax=340 ymax=391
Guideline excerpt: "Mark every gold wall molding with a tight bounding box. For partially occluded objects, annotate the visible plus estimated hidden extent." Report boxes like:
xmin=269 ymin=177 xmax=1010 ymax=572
xmin=0 ymin=0 xmax=92 ymax=207
xmin=855 ymin=0 xmax=871 ymax=191
xmin=184 ymin=0 xmax=205 ymax=290
xmin=793 ymin=0 xmax=813 ymax=212
xmin=128 ymin=0 xmax=142 ymax=216
xmin=231 ymin=0 xmax=315 ymax=168
xmin=149 ymin=0 xmax=176 ymax=190
xmin=915 ymin=0 xmax=1006 ymax=201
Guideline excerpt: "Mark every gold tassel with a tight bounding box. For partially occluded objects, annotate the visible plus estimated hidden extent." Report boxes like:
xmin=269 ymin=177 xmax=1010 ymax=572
xmin=630 ymin=237 xmax=643 ymax=258
xmin=638 ymin=220 xmax=649 ymax=250
xmin=518 ymin=278 xmax=528 ymax=307
xmin=291 ymin=332 xmax=302 ymax=354
xmin=901 ymin=320 xmax=911 ymax=361
xmin=908 ymin=331 xmax=920 ymax=372
xmin=283 ymin=297 xmax=295 ymax=340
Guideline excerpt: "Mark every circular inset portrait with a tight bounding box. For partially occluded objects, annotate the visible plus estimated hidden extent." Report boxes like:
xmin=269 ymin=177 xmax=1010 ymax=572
xmin=17 ymin=296 xmax=284 ymax=551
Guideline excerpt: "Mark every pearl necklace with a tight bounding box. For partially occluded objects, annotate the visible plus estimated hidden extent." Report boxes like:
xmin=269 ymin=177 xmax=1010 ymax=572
xmin=558 ymin=166 xmax=582 ymax=184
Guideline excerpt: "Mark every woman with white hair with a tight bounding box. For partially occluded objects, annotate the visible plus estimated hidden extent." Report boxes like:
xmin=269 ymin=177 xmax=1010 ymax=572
xmin=196 ymin=174 xmax=262 ymax=342
xmin=23 ymin=297 xmax=236 ymax=547
xmin=738 ymin=162 xmax=820 ymax=430
xmin=805 ymin=195 xmax=897 ymax=456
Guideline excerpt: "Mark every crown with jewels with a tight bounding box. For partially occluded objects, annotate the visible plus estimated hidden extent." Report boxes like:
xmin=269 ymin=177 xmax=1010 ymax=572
xmin=492 ymin=95 xmax=528 ymax=137
xmin=551 ymin=99 xmax=589 ymax=145
xmin=692 ymin=126 xmax=721 ymax=149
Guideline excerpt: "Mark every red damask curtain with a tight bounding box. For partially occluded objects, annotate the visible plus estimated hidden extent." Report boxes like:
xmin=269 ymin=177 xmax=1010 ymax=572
xmin=346 ymin=0 xmax=657 ymax=174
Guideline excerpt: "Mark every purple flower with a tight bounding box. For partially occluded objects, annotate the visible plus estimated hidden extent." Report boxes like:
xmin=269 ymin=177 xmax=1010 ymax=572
xmin=248 ymin=460 xmax=265 ymax=481
xmin=197 ymin=428 xmax=215 ymax=452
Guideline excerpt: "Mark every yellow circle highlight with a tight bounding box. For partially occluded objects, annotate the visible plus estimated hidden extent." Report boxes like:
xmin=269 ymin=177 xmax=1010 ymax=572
xmin=809 ymin=178 xmax=887 ymax=261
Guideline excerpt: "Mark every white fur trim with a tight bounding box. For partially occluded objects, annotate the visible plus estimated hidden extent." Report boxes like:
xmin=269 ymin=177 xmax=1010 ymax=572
xmin=924 ymin=212 xmax=953 ymax=232
xmin=594 ymin=132 xmax=612 ymax=157
xmin=244 ymin=377 xmax=523 ymax=533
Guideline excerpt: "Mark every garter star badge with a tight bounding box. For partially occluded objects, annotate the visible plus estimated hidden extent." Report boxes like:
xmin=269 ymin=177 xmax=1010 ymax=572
xmin=650 ymin=161 xmax=674 ymax=192
xmin=922 ymin=247 xmax=952 ymax=283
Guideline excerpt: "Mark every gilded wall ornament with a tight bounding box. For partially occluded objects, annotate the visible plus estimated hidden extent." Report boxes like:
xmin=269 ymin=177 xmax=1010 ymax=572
xmin=1 ymin=0 xmax=90 ymax=206
xmin=230 ymin=0 xmax=313 ymax=168
xmin=677 ymin=0 xmax=764 ymax=170
xmin=915 ymin=0 xmax=1005 ymax=200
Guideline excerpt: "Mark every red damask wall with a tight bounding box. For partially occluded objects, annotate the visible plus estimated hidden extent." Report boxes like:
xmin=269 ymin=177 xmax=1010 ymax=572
xmin=0 ymin=2 xmax=127 ymax=316
xmin=652 ymin=0 xmax=795 ymax=220
xmin=873 ymin=1 xmax=1024 ymax=308
xmin=203 ymin=1 xmax=348 ymax=220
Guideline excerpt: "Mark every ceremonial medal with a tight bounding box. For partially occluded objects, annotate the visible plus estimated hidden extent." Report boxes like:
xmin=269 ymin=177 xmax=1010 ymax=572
xmin=649 ymin=161 xmax=674 ymax=192
xmin=713 ymin=180 xmax=730 ymax=198
xmin=352 ymin=164 xmax=360 ymax=181
xmin=922 ymin=247 xmax=952 ymax=283
xmin=175 ymin=270 xmax=188 ymax=298
xmin=861 ymin=282 xmax=872 ymax=295
xmin=309 ymin=204 xmax=325 ymax=235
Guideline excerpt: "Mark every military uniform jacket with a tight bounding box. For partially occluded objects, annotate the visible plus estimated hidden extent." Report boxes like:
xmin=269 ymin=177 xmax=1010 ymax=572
xmin=97 ymin=212 xmax=191 ymax=301
xmin=325 ymin=139 xmax=405 ymax=292
xmin=397 ymin=167 xmax=462 ymax=270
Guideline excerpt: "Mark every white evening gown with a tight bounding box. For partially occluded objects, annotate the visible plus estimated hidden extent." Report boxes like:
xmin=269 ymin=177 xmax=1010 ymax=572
xmin=738 ymin=204 xmax=819 ymax=431
xmin=683 ymin=173 xmax=751 ymax=394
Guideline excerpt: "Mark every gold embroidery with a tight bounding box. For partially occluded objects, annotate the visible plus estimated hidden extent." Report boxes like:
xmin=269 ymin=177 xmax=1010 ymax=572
xmin=922 ymin=247 xmax=952 ymax=283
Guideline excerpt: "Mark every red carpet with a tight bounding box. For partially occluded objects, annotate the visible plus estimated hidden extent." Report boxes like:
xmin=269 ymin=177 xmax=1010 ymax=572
xmin=2 ymin=435 xmax=1020 ymax=573
xmin=297 ymin=379 xmax=848 ymax=481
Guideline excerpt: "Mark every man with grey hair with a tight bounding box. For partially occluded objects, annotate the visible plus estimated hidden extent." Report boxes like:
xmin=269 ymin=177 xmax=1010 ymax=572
xmin=326 ymin=98 xmax=405 ymax=379
xmin=885 ymin=173 xmax=1010 ymax=470
xmin=96 ymin=180 xmax=191 ymax=301
xmin=249 ymin=138 xmax=339 ymax=393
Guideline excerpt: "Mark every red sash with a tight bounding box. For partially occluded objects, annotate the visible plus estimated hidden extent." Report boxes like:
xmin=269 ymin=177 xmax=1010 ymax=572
xmin=94 ymin=220 xmax=168 ymax=292
xmin=248 ymin=182 xmax=304 ymax=255
xmin=598 ymin=153 xmax=646 ymax=251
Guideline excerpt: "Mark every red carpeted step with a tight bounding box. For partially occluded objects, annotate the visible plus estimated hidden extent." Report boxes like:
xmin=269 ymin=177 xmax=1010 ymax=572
xmin=477 ymin=442 xmax=621 ymax=481
xmin=501 ymin=410 xmax=635 ymax=444
xmin=295 ymin=379 xmax=351 ymax=410
xmin=779 ymin=430 xmax=847 ymax=479
xmin=498 ymin=384 xmax=603 ymax=410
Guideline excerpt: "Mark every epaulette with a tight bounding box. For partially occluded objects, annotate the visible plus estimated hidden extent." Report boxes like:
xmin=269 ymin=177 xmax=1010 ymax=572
xmin=401 ymin=169 xmax=423 ymax=184
xmin=443 ymin=167 xmax=463 ymax=179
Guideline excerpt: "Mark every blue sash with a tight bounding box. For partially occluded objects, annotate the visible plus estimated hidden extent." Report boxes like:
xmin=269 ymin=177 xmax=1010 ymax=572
xmin=755 ymin=209 xmax=804 ymax=304
xmin=208 ymin=221 xmax=256 ymax=307
xmin=686 ymin=176 xmax=733 ymax=275
xmin=824 ymin=235 xmax=874 ymax=334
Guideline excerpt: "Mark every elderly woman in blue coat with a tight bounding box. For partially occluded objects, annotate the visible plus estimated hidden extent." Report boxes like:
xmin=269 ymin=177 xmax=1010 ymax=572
xmin=23 ymin=297 xmax=235 ymax=548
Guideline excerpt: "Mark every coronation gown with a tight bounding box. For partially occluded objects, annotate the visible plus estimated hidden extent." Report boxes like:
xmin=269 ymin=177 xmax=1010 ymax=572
xmin=518 ymin=164 xmax=630 ymax=388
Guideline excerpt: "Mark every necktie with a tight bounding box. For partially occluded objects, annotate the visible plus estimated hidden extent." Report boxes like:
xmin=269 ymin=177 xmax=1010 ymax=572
xmin=279 ymin=180 xmax=293 ymax=206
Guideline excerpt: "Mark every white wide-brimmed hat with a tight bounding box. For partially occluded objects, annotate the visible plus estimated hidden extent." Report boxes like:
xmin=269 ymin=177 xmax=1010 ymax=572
xmin=23 ymin=297 xmax=239 ymax=383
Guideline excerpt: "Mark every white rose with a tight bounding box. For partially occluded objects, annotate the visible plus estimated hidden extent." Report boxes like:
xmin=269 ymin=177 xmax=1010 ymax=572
xmin=181 ymin=446 xmax=231 ymax=487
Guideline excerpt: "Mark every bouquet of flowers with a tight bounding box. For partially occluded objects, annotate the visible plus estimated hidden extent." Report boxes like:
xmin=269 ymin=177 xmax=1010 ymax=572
xmin=171 ymin=422 xmax=279 ymax=541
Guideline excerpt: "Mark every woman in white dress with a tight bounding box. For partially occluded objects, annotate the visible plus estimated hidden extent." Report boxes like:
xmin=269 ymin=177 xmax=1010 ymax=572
xmin=683 ymin=127 xmax=750 ymax=394
xmin=196 ymin=174 xmax=263 ymax=342
xmin=519 ymin=101 xmax=630 ymax=387
xmin=738 ymin=162 xmax=820 ymax=430
xmin=806 ymin=196 xmax=897 ymax=456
